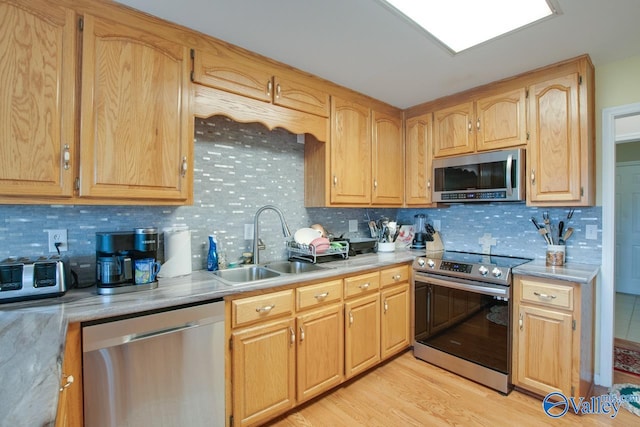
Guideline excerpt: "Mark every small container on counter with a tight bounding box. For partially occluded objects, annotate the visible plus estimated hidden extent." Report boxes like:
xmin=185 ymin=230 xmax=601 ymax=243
xmin=546 ymin=244 xmax=565 ymax=266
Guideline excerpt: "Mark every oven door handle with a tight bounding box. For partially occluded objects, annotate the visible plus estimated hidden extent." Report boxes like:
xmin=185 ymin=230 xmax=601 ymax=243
xmin=414 ymin=272 xmax=509 ymax=298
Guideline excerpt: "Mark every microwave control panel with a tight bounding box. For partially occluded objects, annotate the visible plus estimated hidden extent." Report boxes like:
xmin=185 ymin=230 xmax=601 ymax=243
xmin=440 ymin=191 xmax=507 ymax=201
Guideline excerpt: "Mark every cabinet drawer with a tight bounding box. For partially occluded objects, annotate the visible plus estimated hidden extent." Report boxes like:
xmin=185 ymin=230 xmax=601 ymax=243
xmin=380 ymin=265 xmax=409 ymax=288
xmin=297 ymin=279 xmax=343 ymax=310
xmin=232 ymin=289 xmax=294 ymax=327
xmin=520 ymin=279 xmax=573 ymax=310
xmin=344 ymin=272 xmax=380 ymax=298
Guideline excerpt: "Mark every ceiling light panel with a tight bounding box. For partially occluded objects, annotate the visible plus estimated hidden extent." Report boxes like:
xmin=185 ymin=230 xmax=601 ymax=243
xmin=382 ymin=0 xmax=557 ymax=53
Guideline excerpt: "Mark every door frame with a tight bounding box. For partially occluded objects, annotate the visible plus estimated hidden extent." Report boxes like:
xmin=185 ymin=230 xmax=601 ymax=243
xmin=600 ymin=102 xmax=640 ymax=387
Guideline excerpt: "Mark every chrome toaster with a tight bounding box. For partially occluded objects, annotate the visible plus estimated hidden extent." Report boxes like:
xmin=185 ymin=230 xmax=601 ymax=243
xmin=0 ymin=256 xmax=69 ymax=303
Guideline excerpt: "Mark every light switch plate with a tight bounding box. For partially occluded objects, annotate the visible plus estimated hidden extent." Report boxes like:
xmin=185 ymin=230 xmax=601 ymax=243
xmin=585 ymin=224 xmax=598 ymax=240
xmin=244 ymin=224 xmax=254 ymax=240
xmin=348 ymin=220 xmax=358 ymax=233
xmin=433 ymin=220 xmax=441 ymax=231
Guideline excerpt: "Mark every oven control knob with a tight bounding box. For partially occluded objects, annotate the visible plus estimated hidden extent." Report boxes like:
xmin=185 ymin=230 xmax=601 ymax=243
xmin=492 ymin=267 xmax=503 ymax=278
xmin=427 ymin=259 xmax=436 ymax=268
xmin=478 ymin=265 xmax=488 ymax=276
xmin=417 ymin=258 xmax=426 ymax=267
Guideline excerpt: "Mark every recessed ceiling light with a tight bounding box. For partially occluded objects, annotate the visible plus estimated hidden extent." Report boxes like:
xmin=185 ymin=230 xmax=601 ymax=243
xmin=380 ymin=0 xmax=560 ymax=54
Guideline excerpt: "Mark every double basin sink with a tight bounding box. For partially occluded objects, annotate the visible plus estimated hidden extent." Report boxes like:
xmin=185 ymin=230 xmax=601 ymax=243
xmin=212 ymin=260 xmax=328 ymax=285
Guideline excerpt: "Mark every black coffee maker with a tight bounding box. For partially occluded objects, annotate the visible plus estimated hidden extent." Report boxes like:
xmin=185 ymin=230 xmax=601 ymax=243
xmin=96 ymin=228 xmax=159 ymax=295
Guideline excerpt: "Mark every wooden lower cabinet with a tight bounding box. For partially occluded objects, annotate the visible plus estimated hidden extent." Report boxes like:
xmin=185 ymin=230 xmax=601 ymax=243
xmin=296 ymin=303 xmax=344 ymax=403
xmin=381 ymin=283 xmax=410 ymax=360
xmin=231 ymin=318 xmax=296 ymax=427
xmin=344 ymin=292 xmax=381 ymax=378
xmin=56 ymin=322 xmax=83 ymax=427
xmin=512 ymin=275 xmax=594 ymax=399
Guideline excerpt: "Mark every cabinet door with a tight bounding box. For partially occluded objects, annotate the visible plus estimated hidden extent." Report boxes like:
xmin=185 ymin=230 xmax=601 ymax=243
xmin=405 ymin=113 xmax=433 ymax=206
xmin=55 ymin=323 xmax=83 ymax=427
xmin=515 ymin=304 xmax=573 ymax=396
xmin=381 ymin=283 xmax=410 ymax=360
xmin=273 ymin=74 xmax=330 ymax=117
xmin=192 ymin=46 xmax=272 ymax=102
xmin=0 ymin=1 xmax=76 ymax=198
xmin=527 ymin=73 xmax=581 ymax=204
xmin=476 ymin=88 xmax=527 ymax=151
xmin=79 ymin=14 xmax=191 ymax=201
xmin=344 ymin=293 xmax=380 ymax=378
xmin=296 ymin=304 xmax=344 ymax=403
xmin=232 ymin=318 xmax=296 ymax=427
xmin=371 ymin=110 xmax=403 ymax=206
xmin=330 ymin=97 xmax=371 ymax=204
xmin=433 ymin=102 xmax=475 ymax=157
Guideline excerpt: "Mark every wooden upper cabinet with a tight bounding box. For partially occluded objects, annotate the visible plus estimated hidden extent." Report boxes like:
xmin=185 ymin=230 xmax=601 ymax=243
xmin=372 ymin=110 xmax=403 ymax=206
xmin=79 ymin=14 xmax=191 ymax=201
xmin=330 ymin=97 xmax=371 ymax=205
xmin=0 ymin=0 xmax=76 ymax=199
xmin=433 ymin=101 xmax=475 ymax=157
xmin=527 ymin=73 xmax=584 ymax=205
xmin=192 ymin=46 xmax=329 ymax=117
xmin=405 ymin=113 xmax=434 ymax=206
xmin=476 ymin=88 xmax=527 ymax=151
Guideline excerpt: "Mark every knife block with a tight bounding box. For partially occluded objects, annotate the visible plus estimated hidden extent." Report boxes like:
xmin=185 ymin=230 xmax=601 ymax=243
xmin=426 ymin=232 xmax=444 ymax=253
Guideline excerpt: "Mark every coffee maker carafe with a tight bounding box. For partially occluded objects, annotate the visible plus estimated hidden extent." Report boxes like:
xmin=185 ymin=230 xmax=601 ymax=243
xmin=412 ymin=214 xmax=427 ymax=249
xmin=96 ymin=228 xmax=159 ymax=295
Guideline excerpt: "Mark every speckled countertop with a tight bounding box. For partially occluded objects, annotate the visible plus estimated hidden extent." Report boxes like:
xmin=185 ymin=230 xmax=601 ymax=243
xmin=512 ymin=259 xmax=600 ymax=283
xmin=0 ymin=250 xmax=417 ymax=426
xmin=0 ymin=251 xmax=600 ymax=426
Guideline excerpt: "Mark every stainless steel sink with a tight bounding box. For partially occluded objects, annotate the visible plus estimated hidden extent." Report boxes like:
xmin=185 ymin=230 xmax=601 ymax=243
xmin=263 ymin=260 xmax=327 ymax=274
xmin=212 ymin=266 xmax=280 ymax=283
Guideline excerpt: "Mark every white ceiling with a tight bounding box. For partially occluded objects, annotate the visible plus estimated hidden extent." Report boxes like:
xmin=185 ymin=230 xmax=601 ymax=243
xmin=116 ymin=0 xmax=640 ymax=109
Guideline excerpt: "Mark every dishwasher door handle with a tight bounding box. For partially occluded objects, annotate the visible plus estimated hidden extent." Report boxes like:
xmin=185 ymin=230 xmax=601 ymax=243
xmin=126 ymin=321 xmax=199 ymax=343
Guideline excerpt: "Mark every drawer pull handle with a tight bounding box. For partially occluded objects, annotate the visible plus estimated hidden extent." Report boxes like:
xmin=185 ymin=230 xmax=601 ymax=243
xmin=60 ymin=374 xmax=74 ymax=392
xmin=266 ymin=80 xmax=273 ymax=97
xmin=384 ymin=299 xmax=388 ymax=313
xmin=533 ymin=291 xmax=557 ymax=300
xmin=63 ymin=144 xmax=71 ymax=170
xmin=392 ymin=274 xmax=401 ymax=281
xmin=289 ymin=327 xmax=295 ymax=345
xmin=314 ymin=291 xmax=329 ymax=300
xmin=349 ymin=311 xmax=354 ymax=325
xmin=299 ymin=326 xmax=305 ymax=342
xmin=519 ymin=312 xmax=523 ymax=330
xmin=256 ymin=304 xmax=275 ymax=313
xmin=359 ymin=283 xmax=370 ymax=290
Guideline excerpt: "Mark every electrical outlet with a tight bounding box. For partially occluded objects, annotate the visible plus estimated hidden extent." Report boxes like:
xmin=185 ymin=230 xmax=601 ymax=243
xmin=585 ymin=224 xmax=598 ymax=240
xmin=433 ymin=220 xmax=441 ymax=231
xmin=348 ymin=220 xmax=358 ymax=233
xmin=244 ymin=224 xmax=254 ymax=240
xmin=47 ymin=229 xmax=68 ymax=252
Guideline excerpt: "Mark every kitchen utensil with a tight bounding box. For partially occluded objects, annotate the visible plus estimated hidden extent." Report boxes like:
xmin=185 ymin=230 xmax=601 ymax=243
xmin=542 ymin=212 xmax=553 ymax=244
xmin=557 ymin=221 xmax=564 ymax=243
xmin=294 ymin=227 xmax=322 ymax=245
xmin=562 ymin=227 xmax=574 ymax=242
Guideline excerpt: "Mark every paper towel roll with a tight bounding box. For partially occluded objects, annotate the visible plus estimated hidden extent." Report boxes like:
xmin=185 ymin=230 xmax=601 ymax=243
xmin=158 ymin=228 xmax=192 ymax=278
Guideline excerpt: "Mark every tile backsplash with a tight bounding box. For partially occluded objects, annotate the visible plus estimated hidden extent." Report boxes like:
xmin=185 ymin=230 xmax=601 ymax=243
xmin=0 ymin=115 xmax=602 ymax=286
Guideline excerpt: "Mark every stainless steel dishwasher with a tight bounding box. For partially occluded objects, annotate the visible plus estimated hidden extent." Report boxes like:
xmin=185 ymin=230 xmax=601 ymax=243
xmin=82 ymin=299 xmax=225 ymax=427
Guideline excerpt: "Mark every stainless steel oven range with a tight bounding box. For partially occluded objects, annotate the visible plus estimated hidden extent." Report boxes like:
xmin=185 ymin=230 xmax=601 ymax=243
xmin=412 ymin=251 xmax=531 ymax=394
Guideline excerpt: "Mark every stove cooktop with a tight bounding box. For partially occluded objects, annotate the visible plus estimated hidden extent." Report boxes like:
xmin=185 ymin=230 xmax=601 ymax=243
xmin=413 ymin=251 xmax=532 ymax=285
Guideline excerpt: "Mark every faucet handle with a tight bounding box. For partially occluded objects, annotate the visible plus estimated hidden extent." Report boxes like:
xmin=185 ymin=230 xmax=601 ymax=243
xmin=257 ymin=238 xmax=266 ymax=250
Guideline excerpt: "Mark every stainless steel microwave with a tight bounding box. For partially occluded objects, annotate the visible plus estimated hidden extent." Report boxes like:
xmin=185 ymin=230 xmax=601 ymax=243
xmin=432 ymin=148 xmax=525 ymax=202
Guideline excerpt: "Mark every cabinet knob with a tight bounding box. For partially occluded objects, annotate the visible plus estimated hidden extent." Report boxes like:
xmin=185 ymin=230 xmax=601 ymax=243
xmin=266 ymin=80 xmax=273 ymax=97
xmin=256 ymin=304 xmax=275 ymax=313
xmin=519 ymin=312 xmax=523 ymax=330
xmin=59 ymin=374 xmax=74 ymax=392
xmin=384 ymin=299 xmax=388 ymax=313
xmin=289 ymin=327 xmax=295 ymax=345
xmin=63 ymin=144 xmax=71 ymax=170
xmin=349 ymin=311 xmax=354 ymax=325
xmin=373 ymin=179 xmax=378 ymax=190
xmin=333 ymin=175 xmax=338 ymax=186
xmin=275 ymin=83 xmax=281 ymax=99
xmin=531 ymin=169 xmax=536 ymax=185
xmin=180 ymin=157 xmax=188 ymax=178
xmin=427 ymin=179 xmax=431 ymax=189
xmin=299 ymin=326 xmax=305 ymax=342
xmin=314 ymin=291 xmax=329 ymax=300
xmin=468 ymin=121 xmax=472 ymax=132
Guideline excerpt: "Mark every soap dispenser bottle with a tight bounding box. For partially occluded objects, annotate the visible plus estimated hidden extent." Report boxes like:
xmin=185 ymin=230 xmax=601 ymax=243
xmin=207 ymin=234 xmax=219 ymax=271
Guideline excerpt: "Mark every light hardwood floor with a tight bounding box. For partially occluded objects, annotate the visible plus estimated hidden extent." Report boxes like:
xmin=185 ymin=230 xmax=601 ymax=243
xmin=266 ymin=351 xmax=638 ymax=426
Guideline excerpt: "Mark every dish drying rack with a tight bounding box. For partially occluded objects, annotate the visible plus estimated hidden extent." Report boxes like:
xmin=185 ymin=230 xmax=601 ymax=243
xmin=286 ymin=240 xmax=349 ymax=263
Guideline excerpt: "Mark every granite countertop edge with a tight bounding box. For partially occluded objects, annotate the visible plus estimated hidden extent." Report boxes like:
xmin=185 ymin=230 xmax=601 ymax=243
xmin=512 ymin=259 xmax=600 ymax=284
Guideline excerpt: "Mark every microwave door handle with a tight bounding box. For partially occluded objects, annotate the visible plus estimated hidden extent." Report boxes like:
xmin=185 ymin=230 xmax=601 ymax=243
xmin=506 ymin=154 xmax=513 ymax=196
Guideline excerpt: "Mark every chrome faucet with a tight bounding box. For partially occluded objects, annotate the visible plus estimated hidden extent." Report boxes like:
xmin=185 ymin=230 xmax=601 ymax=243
xmin=253 ymin=205 xmax=292 ymax=264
